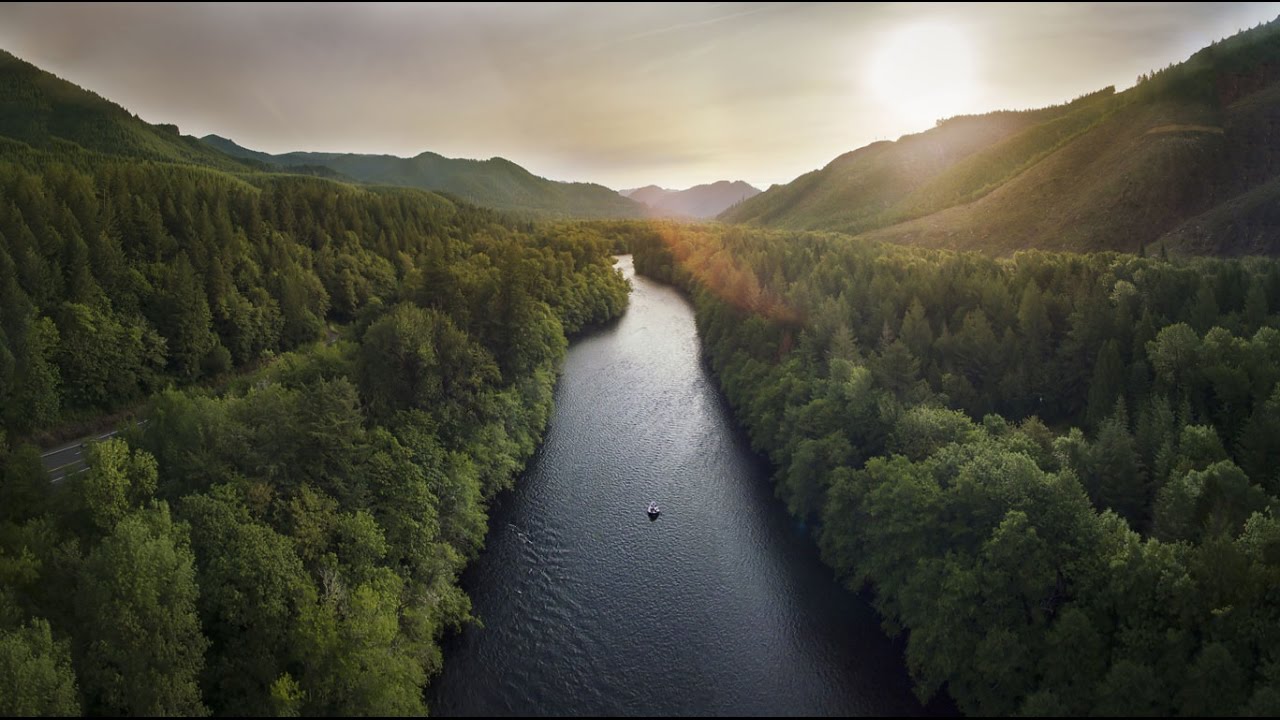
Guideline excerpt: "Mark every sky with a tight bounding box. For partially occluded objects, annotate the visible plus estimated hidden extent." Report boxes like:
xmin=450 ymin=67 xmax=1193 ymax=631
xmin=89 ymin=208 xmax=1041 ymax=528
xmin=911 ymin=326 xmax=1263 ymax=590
xmin=1 ymin=2 xmax=1279 ymax=189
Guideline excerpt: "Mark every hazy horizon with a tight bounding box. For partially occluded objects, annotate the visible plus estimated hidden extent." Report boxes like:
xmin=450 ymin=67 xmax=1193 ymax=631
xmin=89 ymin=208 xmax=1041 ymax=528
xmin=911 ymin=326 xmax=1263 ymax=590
xmin=2 ymin=2 xmax=1278 ymax=189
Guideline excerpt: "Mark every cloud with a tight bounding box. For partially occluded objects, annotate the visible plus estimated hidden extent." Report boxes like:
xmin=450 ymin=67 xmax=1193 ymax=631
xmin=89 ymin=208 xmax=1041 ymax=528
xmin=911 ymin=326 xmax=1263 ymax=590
xmin=1 ymin=2 xmax=1277 ymax=188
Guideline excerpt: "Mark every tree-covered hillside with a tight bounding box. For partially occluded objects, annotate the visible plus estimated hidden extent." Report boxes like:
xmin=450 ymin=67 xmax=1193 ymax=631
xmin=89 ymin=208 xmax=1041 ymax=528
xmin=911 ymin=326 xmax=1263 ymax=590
xmin=632 ymin=222 xmax=1280 ymax=715
xmin=203 ymin=135 xmax=646 ymax=220
xmin=0 ymin=50 xmax=252 ymax=171
xmin=0 ymin=50 xmax=632 ymax=715
xmin=723 ymin=19 xmax=1280 ymax=256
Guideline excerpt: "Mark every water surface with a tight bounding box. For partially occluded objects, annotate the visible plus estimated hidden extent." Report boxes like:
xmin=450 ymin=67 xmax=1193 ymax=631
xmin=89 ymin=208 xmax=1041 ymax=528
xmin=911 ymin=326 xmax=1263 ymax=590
xmin=431 ymin=256 xmax=946 ymax=716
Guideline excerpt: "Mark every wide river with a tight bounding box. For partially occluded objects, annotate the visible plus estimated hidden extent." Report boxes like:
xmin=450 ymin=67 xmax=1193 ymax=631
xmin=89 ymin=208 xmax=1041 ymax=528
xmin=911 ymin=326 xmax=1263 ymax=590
xmin=430 ymin=256 xmax=947 ymax=716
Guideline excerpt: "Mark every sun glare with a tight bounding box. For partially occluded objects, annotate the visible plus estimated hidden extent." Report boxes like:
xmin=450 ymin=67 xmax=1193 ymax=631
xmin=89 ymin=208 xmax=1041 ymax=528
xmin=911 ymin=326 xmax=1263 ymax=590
xmin=866 ymin=22 xmax=980 ymax=131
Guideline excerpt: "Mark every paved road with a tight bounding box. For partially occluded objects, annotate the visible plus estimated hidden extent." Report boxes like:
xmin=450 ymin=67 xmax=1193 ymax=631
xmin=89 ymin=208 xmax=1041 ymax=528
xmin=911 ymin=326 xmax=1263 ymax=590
xmin=39 ymin=422 xmax=145 ymax=482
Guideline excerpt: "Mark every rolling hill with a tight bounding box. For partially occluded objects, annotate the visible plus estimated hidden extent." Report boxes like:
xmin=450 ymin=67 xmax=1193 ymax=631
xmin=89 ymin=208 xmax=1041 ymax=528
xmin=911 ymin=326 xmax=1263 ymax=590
xmin=0 ymin=49 xmax=253 ymax=171
xmin=202 ymin=135 xmax=646 ymax=219
xmin=621 ymin=180 xmax=760 ymax=218
xmin=721 ymin=19 xmax=1280 ymax=255
xmin=0 ymin=46 xmax=644 ymax=220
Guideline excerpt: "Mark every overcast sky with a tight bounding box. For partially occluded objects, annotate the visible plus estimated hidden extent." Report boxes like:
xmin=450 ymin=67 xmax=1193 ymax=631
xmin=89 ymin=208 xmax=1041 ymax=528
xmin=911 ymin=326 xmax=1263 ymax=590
xmin=2 ymin=2 xmax=1278 ymax=189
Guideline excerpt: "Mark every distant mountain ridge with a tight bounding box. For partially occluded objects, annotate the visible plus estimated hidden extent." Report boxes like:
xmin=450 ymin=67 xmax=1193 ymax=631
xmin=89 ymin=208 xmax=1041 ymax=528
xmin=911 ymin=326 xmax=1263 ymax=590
xmin=202 ymin=135 xmax=645 ymax=219
xmin=0 ymin=48 xmax=643 ymax=220
xmin=621 ymin=180 xmax=760 ymax=218
xmin=721 ymin=19 xmax=1280 ymax=255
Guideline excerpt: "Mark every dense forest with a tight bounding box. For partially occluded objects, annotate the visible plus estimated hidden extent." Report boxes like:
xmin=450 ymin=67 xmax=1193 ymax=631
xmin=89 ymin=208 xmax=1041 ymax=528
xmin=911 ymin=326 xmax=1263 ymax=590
xmin=0 ymin=138 xmax=629 ymax=714
xmin=10 ymin=16 xmax=1280 ymax=715
xmin=631 ymin=222 xmax=1280 ymax=715
xmin=0 ymin=46 xmax=639 ymax=715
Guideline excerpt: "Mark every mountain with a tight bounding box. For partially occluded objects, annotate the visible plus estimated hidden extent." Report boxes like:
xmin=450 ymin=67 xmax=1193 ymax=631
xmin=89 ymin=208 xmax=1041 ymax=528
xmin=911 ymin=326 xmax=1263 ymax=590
xmin=0 ymin=49 xmax=252 ymax=170
xmin=722 ymin=19 xmax=1280 ymax=255
xmin=619 ymin=184 xmax=670 ymax=204
xmin=202 ymin=135 xmax=645 ymax=219
xmin=621 ymin=180 xmax=760 ymax=218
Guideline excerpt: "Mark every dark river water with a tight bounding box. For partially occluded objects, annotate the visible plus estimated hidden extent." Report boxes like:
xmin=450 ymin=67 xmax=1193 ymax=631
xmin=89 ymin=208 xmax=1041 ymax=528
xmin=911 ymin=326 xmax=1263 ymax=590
xmin=430 ymin=256 xmax=946 ymax=716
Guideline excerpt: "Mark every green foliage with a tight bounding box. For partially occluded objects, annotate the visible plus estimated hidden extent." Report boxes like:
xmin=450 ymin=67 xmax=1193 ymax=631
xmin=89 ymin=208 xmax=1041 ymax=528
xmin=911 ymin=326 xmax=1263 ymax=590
xmin=76 ymin=504 xmax=208 ymax=716
xmin=1094 ymin=660 xmax=1167 ymax=716
xmin=0 ymin=444 xmax=52 ymax=524
xmin=154 ymin=253 xmax=220 ymax=380
xmin=77 ymin=438 xmax=158 ymax=534
xmin=7 ymin=317 xmax=61 ymax=434
xmin=1155 ymin=460 xmax=1268 ymax=542
xmin=1086 ymin=340 xmax=1125 ymax=428
xmin=0 ymin=140 xmax=540 ymax=439
xmin=1179 ymin=642 xmax=1248 ymax=717
xmin=0 ymin=58 xmax=630 ymax=715
xmin=0 ymin=619 xmax=80 ymax=716
xmin=1087 ymin=402 xmax=1148 ymax=529
xmin=179 ymin=488 xmax=316 ymax=715
xmin=0 ymin=219 xmax=623 ymax=715
xmin=295 ymin=574 xmax=428 ymax=716
xmin=358 ymin=304 xmax=498 ymax=421
xmin=0 ymin=50 xmax=251 ymax=170
xmin=887 ymin=406 xmax=978 ymax=461
xmin=632 ymin=221 xmax=1280 ymax=716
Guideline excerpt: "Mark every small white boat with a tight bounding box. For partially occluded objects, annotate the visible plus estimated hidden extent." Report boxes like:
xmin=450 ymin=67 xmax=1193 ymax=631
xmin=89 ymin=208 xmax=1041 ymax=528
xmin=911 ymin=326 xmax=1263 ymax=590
xmin=647 ymin=501 xmax=661 ymax=520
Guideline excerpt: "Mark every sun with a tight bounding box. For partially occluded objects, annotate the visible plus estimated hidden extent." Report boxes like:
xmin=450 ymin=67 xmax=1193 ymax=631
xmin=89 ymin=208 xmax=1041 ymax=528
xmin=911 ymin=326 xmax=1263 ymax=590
xmin=866 ymin=21 xmax=980 ymax=131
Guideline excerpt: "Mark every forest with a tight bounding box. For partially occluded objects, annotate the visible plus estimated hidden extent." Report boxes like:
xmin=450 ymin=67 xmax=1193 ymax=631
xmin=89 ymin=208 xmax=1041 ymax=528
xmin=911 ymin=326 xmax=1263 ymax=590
xmin=9 ymin=22 xmax=1280 ymax=714
xmin=0 ymin=144 xmax=629 ymax=714
xmin=630 ymin=222 xmax=1280 ymax=716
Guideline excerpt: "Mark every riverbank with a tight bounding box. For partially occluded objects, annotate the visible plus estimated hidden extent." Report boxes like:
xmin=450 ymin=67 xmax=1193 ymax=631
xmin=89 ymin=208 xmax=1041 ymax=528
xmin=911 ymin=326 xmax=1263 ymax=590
xmin=430 ymin=256 xmax=942 ymax=716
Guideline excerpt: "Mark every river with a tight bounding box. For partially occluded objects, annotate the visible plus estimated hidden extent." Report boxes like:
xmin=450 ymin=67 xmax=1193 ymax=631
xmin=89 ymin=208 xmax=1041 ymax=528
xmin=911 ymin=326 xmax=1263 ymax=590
xmin=429 ymin=255 xmax=947 ymax=716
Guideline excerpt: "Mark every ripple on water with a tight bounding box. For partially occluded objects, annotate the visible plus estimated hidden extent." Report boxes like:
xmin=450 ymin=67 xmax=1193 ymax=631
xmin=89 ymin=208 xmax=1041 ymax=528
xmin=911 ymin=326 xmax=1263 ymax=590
xmin=429 ymin=256 xmax=952 ymax=717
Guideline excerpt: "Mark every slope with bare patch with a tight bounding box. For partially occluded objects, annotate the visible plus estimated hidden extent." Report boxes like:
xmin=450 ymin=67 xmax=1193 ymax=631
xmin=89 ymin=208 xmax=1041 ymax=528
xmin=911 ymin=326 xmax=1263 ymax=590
xmin=720 ymin=112 xmax=1050 ymax=232
xmin=860 ymin=100 xmax=1231 ymax=253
